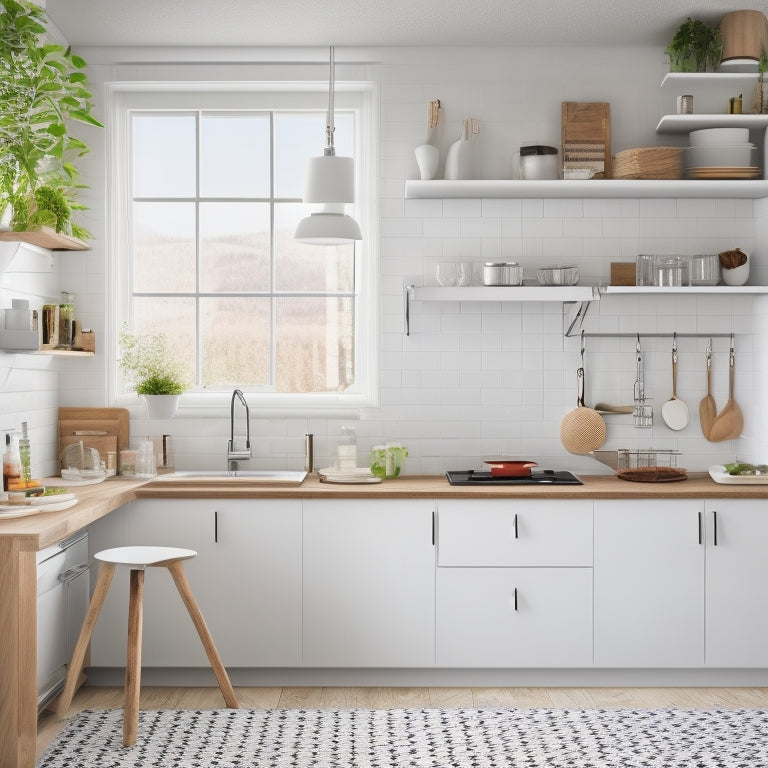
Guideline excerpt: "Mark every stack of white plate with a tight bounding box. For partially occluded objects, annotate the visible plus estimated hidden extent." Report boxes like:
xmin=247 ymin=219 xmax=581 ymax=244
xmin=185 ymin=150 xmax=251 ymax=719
xmin=685 ymin=128 xmax=760 ymax=179
xmin=317 ymin=467 xmax=382 ymax=484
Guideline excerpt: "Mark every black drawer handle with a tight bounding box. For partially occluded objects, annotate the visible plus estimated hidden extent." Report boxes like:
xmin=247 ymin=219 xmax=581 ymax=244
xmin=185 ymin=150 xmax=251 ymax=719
xmin=514 ymin=587 xmax=518 ymax=611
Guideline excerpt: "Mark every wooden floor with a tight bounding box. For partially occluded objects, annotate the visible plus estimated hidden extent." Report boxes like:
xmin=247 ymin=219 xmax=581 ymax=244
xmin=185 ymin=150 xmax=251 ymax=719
xmin=38 ymin=685 xmax=768 ymax=759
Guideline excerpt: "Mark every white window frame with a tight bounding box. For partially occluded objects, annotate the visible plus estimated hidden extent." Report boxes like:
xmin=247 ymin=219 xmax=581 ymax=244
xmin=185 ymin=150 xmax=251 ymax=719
xmin=105 ymin=80 xmax=379 ymax=416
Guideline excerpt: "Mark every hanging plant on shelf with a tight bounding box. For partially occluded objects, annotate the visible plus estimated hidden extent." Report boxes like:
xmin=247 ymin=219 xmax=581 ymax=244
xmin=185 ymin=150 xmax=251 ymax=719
xmin=0 ymin=0 xmax=103 ymax=241
xmin=665 ymin=17 xmax=721 ymax=73
xmin=754 ymin=51 xmax=768 ymax=115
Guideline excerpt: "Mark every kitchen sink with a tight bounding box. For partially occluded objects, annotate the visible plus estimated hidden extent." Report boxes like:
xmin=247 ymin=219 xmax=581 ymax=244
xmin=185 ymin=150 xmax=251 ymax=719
xmin=161 ymin=470 xmax=307 ymax=485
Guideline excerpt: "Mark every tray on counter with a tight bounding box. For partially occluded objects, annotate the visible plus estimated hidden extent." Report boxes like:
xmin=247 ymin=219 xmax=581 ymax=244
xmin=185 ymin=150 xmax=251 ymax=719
xmin=709 ymin=465 xmax=768 ymax=484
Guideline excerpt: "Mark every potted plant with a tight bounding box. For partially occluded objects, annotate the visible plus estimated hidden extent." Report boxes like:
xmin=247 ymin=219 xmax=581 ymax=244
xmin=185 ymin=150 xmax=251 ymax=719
xmin=0 ymin=0 xmax=102 ymax=243
xmin=754 ymin=51 xmax=768 ymax=114
xmin=665 ymin=17 xmax=720 ymax=72
xmin=118 ymin=324 xmax=189 ymax=419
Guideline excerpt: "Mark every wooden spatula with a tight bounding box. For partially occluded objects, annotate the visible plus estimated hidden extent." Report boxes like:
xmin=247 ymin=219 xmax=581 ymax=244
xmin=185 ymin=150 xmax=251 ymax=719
xmin=699 ymin=340 xmax=717 ymax=440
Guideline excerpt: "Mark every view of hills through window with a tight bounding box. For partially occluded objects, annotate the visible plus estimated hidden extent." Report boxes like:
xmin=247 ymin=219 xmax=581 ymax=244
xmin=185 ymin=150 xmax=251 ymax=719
xmin=129 ymin=110 xmax=356 ymax=393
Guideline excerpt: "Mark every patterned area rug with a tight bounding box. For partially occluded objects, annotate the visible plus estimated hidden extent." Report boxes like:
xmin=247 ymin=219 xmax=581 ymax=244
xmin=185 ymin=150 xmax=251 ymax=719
xmin=37 ymin=707 xmax=768 ymax=767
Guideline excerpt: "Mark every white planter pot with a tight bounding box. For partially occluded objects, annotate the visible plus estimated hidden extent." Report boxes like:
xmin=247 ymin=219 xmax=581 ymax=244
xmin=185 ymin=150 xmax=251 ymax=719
xmin=141 ymin=394 xmax=180 ymax=420
xmin=721 ymin=259 xmax=750 ymax=286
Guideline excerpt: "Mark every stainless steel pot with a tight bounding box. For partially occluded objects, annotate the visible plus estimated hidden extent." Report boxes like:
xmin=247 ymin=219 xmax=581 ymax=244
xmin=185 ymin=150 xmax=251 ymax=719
xmin=483 ymin=262 xmax=522 ymax=286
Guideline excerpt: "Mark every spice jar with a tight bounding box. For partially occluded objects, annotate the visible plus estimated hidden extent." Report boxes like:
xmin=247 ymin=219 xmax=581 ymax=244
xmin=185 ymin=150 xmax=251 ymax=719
xmin=56 ymin=292 xmax=75 ymax=350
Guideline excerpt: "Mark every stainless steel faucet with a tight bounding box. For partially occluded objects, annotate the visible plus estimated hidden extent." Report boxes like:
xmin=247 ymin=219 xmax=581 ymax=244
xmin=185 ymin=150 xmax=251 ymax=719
xmin=227 ymin=388 xmax=251 ymax=470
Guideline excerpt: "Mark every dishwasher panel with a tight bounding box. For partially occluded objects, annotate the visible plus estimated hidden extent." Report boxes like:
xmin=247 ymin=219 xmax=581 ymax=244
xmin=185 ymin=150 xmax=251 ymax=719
xmin=36 ymin=531 xmax=89 ymax=711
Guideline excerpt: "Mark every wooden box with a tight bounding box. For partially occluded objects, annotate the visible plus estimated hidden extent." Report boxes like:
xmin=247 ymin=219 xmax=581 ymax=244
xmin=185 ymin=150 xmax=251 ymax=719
xmin=610 ymin=262 xmax=636 ymax=286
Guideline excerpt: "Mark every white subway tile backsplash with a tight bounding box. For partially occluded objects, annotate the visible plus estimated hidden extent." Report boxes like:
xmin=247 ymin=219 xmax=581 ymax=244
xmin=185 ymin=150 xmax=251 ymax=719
xmin=7 ymin=46 xmax=760 ymax=482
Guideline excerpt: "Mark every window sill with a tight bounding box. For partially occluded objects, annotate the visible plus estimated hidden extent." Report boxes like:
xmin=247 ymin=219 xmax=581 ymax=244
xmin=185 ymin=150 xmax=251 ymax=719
xmin=115 ymin=392 xmax=375 ymax=419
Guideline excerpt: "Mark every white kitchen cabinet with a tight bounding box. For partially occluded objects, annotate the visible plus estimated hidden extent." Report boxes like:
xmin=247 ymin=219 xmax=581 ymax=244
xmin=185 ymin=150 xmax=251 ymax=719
xmin=436 ymin=566 xmax=593 ymax=667
xmin=302 ymin=499 xmax=435 ymax=667
xmin=594 ymin=499 xmax=705 ymax=667
xmin=438 ymin=498 xmax=593 ymax=567
xmin=90 ymin=498 xmax=302 ymax=668
xmin=436 ymin=499 xmax=593 ymax=667
xmin=705 ymin=499 xmax=768 ymax=667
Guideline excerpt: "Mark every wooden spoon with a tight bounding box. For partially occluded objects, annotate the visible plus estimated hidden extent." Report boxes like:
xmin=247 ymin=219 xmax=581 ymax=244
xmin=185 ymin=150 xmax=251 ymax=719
xmin=699 ymin=340 xmax=717 ymax=440
xmin=708 ymin=341 xmax=744 ymax=442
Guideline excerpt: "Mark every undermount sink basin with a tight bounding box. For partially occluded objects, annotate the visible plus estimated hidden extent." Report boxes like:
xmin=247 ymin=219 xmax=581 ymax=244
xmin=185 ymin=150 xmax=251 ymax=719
xmin=163 ymin=470 xmax=307 ymax=485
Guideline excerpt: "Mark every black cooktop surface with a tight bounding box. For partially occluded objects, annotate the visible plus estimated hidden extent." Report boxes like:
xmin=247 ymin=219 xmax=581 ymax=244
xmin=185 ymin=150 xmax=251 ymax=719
xmin=446 ymin=469 xmax=583 ymax=486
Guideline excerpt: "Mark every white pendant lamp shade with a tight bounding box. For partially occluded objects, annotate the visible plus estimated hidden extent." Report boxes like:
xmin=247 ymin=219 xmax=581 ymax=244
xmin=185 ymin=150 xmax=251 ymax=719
xmin=294 ymin=204 xmax=362 ymax=245
xmin=303 ymin=155 xmax=355 ymax=203
xmin=295 ymin=46 xmax=362 ymax=245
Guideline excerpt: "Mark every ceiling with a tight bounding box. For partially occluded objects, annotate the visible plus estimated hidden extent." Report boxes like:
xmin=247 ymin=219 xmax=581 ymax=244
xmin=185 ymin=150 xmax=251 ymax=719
xmin=44 ymin=0 xmax=765 ymax=49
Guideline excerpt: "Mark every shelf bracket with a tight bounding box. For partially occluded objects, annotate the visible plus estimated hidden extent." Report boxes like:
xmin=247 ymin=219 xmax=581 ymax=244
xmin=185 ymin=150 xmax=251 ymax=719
xmin=563 ymin=300 xmax=593 ymax=337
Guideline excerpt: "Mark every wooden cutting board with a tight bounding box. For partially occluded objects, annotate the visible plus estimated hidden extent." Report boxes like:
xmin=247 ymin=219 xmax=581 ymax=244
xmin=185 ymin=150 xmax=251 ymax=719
xmin=561 ymin=102 xmax=612 ymax=179
xmin=58 ymin=407 xmax=130 ymax=467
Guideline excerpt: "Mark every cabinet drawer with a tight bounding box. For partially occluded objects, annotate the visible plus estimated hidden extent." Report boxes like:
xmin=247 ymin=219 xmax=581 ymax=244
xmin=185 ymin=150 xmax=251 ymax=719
xmin=436 ymin=566 xmax=593 ymax=667
xmin=437 ymin=499 xmax=593 ymax=566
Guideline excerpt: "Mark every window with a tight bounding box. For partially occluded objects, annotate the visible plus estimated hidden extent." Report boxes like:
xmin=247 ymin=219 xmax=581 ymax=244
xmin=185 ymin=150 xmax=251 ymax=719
xmin=109 ymin=85 xmax=377 ymax=410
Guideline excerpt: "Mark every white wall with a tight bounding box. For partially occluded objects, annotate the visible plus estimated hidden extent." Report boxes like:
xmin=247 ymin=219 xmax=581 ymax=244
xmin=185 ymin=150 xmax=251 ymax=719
xmin=2 ymin=45 xmax=764 ymax=477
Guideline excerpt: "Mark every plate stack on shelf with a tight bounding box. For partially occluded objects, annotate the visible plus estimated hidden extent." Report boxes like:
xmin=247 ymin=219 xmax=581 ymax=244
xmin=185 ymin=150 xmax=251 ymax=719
xmin=685 ymin=128 xmax=760 ymax=179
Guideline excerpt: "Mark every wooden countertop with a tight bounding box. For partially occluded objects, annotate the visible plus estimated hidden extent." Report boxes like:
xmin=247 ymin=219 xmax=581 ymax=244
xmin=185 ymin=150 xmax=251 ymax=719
xmin=0 ymin=478 xmax=146 ymax=550
xmin=3 ymin=473 xmax=767 ymax=549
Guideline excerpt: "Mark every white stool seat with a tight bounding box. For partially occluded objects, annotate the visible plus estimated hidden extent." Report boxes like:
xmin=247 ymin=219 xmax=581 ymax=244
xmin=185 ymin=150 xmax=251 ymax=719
xmin=95 ymin=546 xmax=197 ymax=568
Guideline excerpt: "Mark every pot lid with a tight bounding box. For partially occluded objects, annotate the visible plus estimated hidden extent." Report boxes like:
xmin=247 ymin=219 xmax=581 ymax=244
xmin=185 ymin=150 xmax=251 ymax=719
xmin=520 ymin=145 xmax=558 ymax=155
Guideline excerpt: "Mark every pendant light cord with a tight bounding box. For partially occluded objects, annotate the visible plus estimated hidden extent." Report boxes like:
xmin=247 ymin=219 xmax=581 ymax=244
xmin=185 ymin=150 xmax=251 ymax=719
xmin=325 ymin=46 xmax=336 ymax=156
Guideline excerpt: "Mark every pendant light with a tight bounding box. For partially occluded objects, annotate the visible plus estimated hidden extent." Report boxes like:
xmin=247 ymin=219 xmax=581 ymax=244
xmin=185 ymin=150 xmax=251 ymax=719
xmin=295 ymin=46 xmax=362 ymax=245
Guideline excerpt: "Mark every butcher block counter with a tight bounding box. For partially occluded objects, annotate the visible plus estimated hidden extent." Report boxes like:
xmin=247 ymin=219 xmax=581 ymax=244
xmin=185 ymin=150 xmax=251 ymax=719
xmin=2 ymin=471 xmax=768 ymax=768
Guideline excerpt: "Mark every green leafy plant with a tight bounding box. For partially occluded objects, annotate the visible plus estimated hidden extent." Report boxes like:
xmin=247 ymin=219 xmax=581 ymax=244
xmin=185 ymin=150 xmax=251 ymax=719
xmin=118 ymin=324 xmax=188 ymax=396
xmin=0 ymin=0 xmax=102 ymax=240
xmin=665 ymin=17 xmax=720 ymax=72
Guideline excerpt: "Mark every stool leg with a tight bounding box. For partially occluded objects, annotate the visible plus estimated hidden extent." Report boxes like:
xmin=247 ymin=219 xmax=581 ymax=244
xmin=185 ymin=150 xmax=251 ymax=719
xmin=166 ymin=561 xmax=239 ymax=708
xmin=58 ymin=562 xmax=116 ymax=716
xmin=124 ymin=568 xmax=145 ymax=746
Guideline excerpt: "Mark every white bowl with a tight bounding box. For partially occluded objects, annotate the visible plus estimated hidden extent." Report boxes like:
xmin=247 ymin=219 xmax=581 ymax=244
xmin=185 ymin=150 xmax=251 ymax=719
xmin=689 ymin=128 xmax=750 ymax=147
xmin=685 ymin=144 xmax=755 ymax=168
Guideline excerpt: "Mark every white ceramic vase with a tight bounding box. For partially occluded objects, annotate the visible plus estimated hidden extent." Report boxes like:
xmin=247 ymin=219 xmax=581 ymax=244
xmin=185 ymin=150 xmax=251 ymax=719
xmin=414 ymin=144 xmax=440 ymax=180
xmin=142 ymin=394 xmax=180 ymax=419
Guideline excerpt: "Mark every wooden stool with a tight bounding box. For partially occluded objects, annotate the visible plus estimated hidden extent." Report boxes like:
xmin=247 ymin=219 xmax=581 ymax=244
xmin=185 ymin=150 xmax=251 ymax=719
xmin=57 ymin=546 xmax=238 ymax=745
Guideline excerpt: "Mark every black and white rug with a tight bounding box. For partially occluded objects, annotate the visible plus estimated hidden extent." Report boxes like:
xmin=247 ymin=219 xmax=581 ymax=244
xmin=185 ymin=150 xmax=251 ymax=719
xmin=37 ymin=707 xmax=768 ymax=767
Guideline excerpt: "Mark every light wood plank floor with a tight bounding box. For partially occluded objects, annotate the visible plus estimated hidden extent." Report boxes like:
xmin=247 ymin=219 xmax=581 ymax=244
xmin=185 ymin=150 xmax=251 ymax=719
xmin=38 ymin=685 xmax=768 ymax=759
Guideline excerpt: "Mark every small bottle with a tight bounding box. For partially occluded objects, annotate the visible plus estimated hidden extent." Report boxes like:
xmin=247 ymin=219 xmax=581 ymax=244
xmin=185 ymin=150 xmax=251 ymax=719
xmin=3 ymin=432 xmax=22 ymax=492
xmin=336 ymin=425 xmax=357 ymax=470
xmin=19 ymin=421 xmax=31 ymax=485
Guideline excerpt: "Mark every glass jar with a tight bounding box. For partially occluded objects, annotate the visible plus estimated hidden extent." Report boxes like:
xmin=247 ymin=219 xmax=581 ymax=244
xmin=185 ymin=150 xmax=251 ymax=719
xmin=56 ymin=291 xmax=75 ymax=350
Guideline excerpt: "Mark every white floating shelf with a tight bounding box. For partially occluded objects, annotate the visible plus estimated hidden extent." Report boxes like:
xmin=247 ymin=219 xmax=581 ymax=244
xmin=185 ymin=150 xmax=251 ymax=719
xmin=656 ymin=114 xmax=768 ymax=134
xmin=408 ymin=285 xmax=599 ymax=302
xmin=405 ymin=179 xmax=768 ymax=199
xmin=601 ymin=285 xmax=768 ymax=295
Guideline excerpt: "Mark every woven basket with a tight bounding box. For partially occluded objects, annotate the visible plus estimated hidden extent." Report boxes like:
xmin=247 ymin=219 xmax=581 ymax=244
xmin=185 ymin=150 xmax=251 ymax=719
xmin=616 ymin=466 xmax=687 ymax=483
xmin=612 ymin=147 xmax=683 ymax=180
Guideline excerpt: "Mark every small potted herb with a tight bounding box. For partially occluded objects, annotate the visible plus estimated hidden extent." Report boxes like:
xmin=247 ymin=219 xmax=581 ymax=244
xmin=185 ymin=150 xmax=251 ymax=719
xmin=665 ymin=17 xmax=720 ymax=73
xmin=118 ymin=325 xmax=189 ymax=418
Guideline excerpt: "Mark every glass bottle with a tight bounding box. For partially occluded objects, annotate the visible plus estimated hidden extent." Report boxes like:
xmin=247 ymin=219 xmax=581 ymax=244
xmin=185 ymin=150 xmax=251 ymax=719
xmin=56 ymin=291 xmax=75 ymax=350
xmin=336 ymin=425 xmax=357 ymax=470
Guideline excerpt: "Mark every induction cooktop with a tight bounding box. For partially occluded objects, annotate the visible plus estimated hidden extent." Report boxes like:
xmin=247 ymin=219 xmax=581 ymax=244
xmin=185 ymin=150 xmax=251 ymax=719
xmin=445 ymin=469 xmax=583 ymax=486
